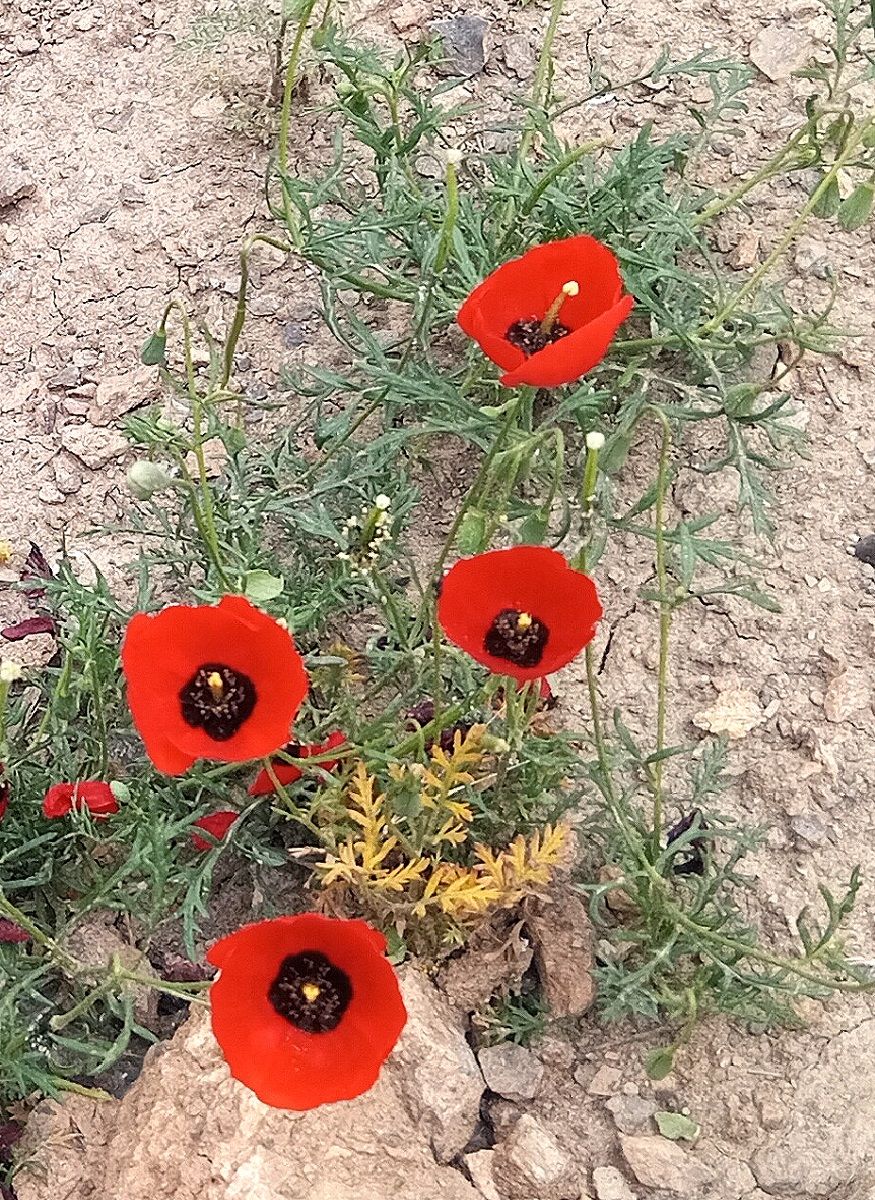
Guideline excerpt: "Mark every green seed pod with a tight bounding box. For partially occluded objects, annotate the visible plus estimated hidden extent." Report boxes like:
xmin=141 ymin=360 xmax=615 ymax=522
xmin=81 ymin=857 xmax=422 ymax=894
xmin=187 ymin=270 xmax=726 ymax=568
xmin=838 ymin=181 xmax=875 ymax=231
xmin=127 ymin=460 xmax=174 ymax=500
xmin=140 ymin=329 xmax=167 ymax=366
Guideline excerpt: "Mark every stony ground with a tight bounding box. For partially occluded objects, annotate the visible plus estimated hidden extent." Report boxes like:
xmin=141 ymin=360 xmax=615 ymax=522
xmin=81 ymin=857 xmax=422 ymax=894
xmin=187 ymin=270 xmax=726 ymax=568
xmin=3 ymin=0 xmax=875 ymax=1196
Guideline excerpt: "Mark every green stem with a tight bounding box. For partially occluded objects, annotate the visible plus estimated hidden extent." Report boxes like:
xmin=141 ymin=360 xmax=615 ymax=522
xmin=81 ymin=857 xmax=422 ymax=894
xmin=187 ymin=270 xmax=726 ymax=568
xmin=651 ymin=408 xmax=672 ymax=858
xmin=277 ymin=0 xmax=321 ymax=229
xmin=520 ymin=0 xmax=565 ymax=159
xmin=429 ymin=393 xmax=526 ymax=589
xmin=692 ymin=125 xmax=811 ymax=227
xmin=433 ymin=156 xmax=460 ymax=273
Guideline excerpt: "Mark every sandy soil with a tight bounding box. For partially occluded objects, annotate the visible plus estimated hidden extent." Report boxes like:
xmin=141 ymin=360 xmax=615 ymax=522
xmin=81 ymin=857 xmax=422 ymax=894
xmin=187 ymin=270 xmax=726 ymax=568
xmin=3 ymin=0 xmax=875 ymax=1195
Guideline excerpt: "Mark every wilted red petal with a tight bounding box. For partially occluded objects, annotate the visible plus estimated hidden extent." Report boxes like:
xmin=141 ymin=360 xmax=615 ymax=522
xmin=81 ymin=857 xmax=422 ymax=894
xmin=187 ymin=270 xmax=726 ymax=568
xmin=42 ymin=781 xmax=119 ymax=819
xmin=249 ymin=731 xmax=346 ymax=797
xmin=191 ymin=810 xmax=239 ymax=851
xmin=1 ymin=616 xmax=55 ymax=641
xmin=0 ymin=919 xmax=30 ymax=944
xmin=0 ymin=782 xmax=8 ymax=822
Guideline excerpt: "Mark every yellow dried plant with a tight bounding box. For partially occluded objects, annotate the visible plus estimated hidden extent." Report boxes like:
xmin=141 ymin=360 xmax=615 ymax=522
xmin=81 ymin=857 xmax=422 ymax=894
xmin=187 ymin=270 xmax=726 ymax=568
xmin=315 ymin=726 xmax=569 ymax=933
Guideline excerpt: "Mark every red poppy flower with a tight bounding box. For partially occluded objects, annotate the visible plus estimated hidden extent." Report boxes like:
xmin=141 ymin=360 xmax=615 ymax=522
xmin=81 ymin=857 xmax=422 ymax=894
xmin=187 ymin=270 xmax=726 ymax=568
xmin=457 ymin=235 xmax=633 ymax=388
xmin=207 ymin=913 xmax=406 ymax=1109
xmin=0 ymin=781 xmax=8 ymax=822
xmin=122 ymin=595 xmax=309 ymax=776
xmin=248 ymin=730 xmax=346 ymax=797
xmin=437 ymin=546 xmax=602 ymax=683
xmin=43 ymin=781 xmax=119 ymax=819
xmin=191 ymin=810 xmax=239 ymax=851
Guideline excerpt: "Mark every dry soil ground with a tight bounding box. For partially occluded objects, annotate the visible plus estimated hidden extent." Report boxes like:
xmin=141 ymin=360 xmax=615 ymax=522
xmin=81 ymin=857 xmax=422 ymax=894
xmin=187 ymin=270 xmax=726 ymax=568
xmin=3 ymin=0 xmax=875 ymax=1196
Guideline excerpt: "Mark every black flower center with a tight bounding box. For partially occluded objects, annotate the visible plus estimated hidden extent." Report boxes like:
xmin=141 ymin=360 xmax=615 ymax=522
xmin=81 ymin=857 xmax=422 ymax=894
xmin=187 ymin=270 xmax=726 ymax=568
xmin=484 ymin=608 xmax=549 ymax=668
xmin=505 ymin=318 xmax=571 ymax=357
xmin=179 ymin=662 xmax=257 ymax=741
xmin=268 ymin=950 xmax=353 ymax=1033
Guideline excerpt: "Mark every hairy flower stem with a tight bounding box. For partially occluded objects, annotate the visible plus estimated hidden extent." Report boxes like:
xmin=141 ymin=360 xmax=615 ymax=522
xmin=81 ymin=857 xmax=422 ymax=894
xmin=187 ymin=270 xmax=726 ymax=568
xmin=651 ymin=408 xmax=672 ymax=859
xmin=429 ymin=392 xmax=528 ymax=591
xmin=433 ymin=156 xmax=460 ymax=274
xmin=692 ymin=124 xmax=812 ymax=227
xmin=520 ymin=0 xmax=564 ymax=160
xmin=277 ymin=0 xmax=321 ymax=230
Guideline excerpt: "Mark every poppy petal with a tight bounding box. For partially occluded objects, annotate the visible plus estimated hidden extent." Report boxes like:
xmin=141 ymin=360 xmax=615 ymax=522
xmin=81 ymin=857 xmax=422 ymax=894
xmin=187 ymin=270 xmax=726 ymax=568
xmin=500 ymin=294 xmax=634 ymax=387
xmin=191 ymin=810 xmax=239 ymax=851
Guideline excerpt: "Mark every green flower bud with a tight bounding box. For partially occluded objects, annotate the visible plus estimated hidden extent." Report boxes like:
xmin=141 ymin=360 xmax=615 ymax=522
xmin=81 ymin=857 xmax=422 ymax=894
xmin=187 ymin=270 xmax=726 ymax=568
xmin=127 ymin=460 xmax=174 ymax=500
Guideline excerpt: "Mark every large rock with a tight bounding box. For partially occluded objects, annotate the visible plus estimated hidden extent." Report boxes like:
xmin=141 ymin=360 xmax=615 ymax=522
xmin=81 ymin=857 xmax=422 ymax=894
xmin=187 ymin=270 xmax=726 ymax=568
xmin=491 ymin=1114 xmax=580 ymax=1200
xmin=388 ymin=968 xmax=484 ymax=1161
xmin=524 ymin=886 xmax=596 ymax=1017
xmin=619 ymin=1135 xmax=713 ymax=1194
xmin=750 ymin=1018 xmax=875 ymax=1195
xmin=16 ymin=973 xmax=483 ymax=1200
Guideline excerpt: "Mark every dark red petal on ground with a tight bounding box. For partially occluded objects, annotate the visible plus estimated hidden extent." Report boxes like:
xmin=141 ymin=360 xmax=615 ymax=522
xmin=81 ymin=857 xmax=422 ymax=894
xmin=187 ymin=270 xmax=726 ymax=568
xmin=1 ymin=616 xmax=56 ymax=641
xmin=0 ymin=919 xmax=30 ymax=944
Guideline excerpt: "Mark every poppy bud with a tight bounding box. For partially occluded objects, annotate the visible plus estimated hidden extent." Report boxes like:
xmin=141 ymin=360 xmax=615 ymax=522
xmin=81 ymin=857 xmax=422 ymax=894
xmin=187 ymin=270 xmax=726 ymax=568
xmin=127 ymin=460 xmax=174 ymax=500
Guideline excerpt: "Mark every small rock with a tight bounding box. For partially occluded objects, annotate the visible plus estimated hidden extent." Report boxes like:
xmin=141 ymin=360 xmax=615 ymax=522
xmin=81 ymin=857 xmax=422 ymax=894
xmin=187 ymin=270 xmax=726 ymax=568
xmin=853 ymin=534 xmax=875 ymax=567
xmin=525 ymin=886 xmax=596 ymax=1017
xmin=503 ymin=34 xmax=533 ymax=76
xmin=823 ymin=669 xmax=871 ymax=723
xmin=606 ymin=1095 xmax=658 ymax=1135
xmin=184 ymin=437 xmax=228 ymax=480
xmin=597 ymin=865 xmax=639 ymax=916
xmin=38 ymin=483 xmax=65 ymax=505
xmin=13 ymin=35 xmax=41 ymax=54
xmin=465 ymin=1149 xmax=501 ymax=1200
xmin=0 ymin=157 xmax=36 ymax=209
xmin=592 ymin=1166 xmax=637 ymax=1200
xmin=430 ymin=15 xmax=489 ymax=77
xmin=65 ymin=914 xmax=158 ymax=1027
xmin=585 ymin=1064 xmax=621 ymax=1097
xmin=749 ymin=25 xmax=812 ymax=80
xmin=61 ymin=425 xmax=129 ymax=470
xmin=390 ymin=0 xmax=422 ymax=32
xmin=478 ymin=1043 xmax=544 ymax=1102
xmin=48 ymin=365 xmax=82 ymax=391
xmin=692 ymin=687 xmax=764 ymax=739
xmin=727 ymin=231 xmax=760 ymax=269
xmin=88 ymin=367 xmax=159 ymax=426
xmin=619 ymin=1135 xmax=713 ymax=1194
xmin=388 ymin=968 xmax=485 ymax=1162
xmin=53 ymin=457 xmax=82 ymax=496
xmin=74 ymin=11 xmax=95 ymax=29
xmin=794 ymin=236 xmax=830 ymax=277
xmin=789 ymin=814 xmax=830 ymax=847
xmin=756 ymin=1097 xmax=786 ymax=1131
xmin=485 ymin=1095 xmax=523 ymax=1137
xmin=492 ymin=1114 xmax=579 ymax=1200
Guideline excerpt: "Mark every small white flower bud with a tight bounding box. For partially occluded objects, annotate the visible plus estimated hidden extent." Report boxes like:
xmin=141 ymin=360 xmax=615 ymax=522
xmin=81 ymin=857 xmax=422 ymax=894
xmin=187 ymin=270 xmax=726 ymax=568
xmin=445 ymin=148 xmax=463 ymax=166
xmin=374 ymin=494 xmax=391 ymax=510
xmin=127 ymin=460 xmax=175 ymax=500
xmin=0 ymin=660 xmax=23 ymax=682
xmin=585 ymin=431 xmax=606 ymax=451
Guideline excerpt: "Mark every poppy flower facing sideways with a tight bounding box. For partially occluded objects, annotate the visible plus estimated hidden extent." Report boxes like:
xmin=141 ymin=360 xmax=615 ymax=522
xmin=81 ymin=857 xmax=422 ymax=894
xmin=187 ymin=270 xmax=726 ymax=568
xmin=457 ymin=234 xmax=634 ymax=388
xmin=191 ymin=810 xmax=239 ymax=851
xmin=122 ymin=595 xmax=309 ymax=775
xmin=207 ymin=913 xmax=407 ymax=1110
xmin=248 ymin=730 xmax=347 ymax=797
xmin=43 ymin=781 xmax=119 ymax=819
xmin=438 ymin=545 xmax=602 ymax=683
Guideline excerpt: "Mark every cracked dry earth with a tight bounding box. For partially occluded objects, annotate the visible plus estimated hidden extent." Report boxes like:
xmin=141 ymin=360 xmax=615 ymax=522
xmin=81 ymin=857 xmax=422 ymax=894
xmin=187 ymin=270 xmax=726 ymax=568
xmin=4 ymin=0 xmax=875 ymax=1196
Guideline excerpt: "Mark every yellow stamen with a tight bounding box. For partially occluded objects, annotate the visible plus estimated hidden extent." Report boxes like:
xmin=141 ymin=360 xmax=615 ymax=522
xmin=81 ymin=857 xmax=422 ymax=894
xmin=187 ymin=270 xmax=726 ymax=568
xmin=207 ymin=671 xmax=224 ymax=701
xmin=516 ymin=612 xmax=533 ymax=630
xmin=302 ymin=982 xmax=321 ymax=1003
xmin=539 ymin=280 xmax=580 ymax=336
